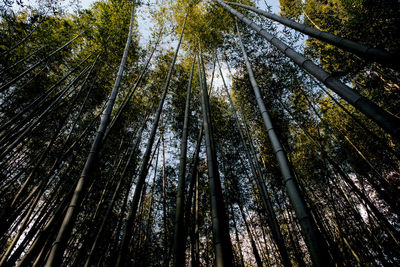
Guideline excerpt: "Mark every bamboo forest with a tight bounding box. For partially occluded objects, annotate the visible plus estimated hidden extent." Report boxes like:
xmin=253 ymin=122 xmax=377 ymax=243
xmin=0 ymin=0 xmax=399 ymax=265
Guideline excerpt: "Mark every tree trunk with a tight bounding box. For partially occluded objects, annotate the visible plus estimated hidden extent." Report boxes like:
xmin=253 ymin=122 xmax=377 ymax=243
xmin=172 ymin=57 xmax=195 ymax=267
xmin=218 ymin=57 xmax=293 ymax=267
xmin=83 ymin=116 xmax=148 ymax=267
xmin=197 ymin=52 xmax=233 ymax=266
xmin=44 ymin=1 xmax=137 ymax=265
xmin=115 ymin=14 xmax=187 ymax=267
xmin=235 ymin=20 xmax=330 ymax=267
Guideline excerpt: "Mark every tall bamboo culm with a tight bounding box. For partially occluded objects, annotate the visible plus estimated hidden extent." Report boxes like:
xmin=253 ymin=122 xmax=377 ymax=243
xmin=217 ymin=57 xmax=293 ymax=267
xmin=44 ymin=1 xmax=137 ymax=266
xmin=115 ymin=14 xmax=188 ymax=267
xmin=172 ymin=57 xmax=195 ymax=267
xmin=197 ymin=53 xmax=233 ymax=267
xmin=235 ymin=20 xmax=331 ymax=267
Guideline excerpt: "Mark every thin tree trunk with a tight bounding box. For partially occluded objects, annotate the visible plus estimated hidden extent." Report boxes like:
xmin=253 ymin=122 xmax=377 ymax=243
xmin=115 ymin=14 xmax=187 ymax=267
xmin=185 ymin=126 xmax=203 ymax=267
xmin=172 ymin=57 xmax=195 ymax=267
xmin=1 ymin=18 xmax=43 ymax=57
xmin=308 ymin=76 xmax=400 ymax=160
xmin=0 ymin=64 xmax=91 ymax=160
xmin=0 ymin=45 xmax=45 ymax=75
xmin=0 ymin=54 xmax=90 ymax=134
xmin=278 ymin=94 xmax=400 ymax=236
xmin=279 ymin=96 xmax=400 ymax=257
xmin=197 ymin=52 xmax=233 ymax=266
xmin=0 ymin=65 xmax=96 ymax=237
xmin=160 ymin=113 xmax=169 ymax=267
xmin=218 ymin=57 xmax=292 ymax=267
xmin=143 ymin=147 xmax=159 ymax=246
xmin=192 ymin=168 xmax=200 ymax=267
xmin=0 ymin=187 xmax=44 ymax=266
xmin=104 ymin=28 xmax=162 ymax=139
xmin=83 ymin=116 xmax=148 ymax=267
xmin=8 ymin=55 xmax=97 ymax=209
xmin=0 ymin=54 xmax=91 ymax=147
xmin=235 ymin=20 xmax=330 ymax=267
xmin=238 ymin=205 xmax=263 ymax=267
xmin=44 ymin=1 xmax=137 ymax=265
xmin=230 ymin=205 xmax=245 ymax=267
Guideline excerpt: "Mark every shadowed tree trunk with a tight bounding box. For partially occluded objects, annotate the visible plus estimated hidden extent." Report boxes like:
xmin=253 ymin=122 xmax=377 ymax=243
xmin=83 ymin=114 xmax=149 ymax=267
xmin=115 ymin=14 xmax=187 ymax=267
xmin=172 ymin=57 xmax=195 ymax=267
xmin=218 ymin=56 xmax=293 ymax=267
xmin=44 ymin=1 xmax=137 ymax=265
xmin=235 ymin=20 xmax=331 ymax=267
xmin=197 ymin=52 xmax=233 ymax=267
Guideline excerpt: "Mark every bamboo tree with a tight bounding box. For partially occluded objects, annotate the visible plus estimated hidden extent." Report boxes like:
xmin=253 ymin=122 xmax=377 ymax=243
xmin=172 ymin=57 xmax=195 ymax=267
xmin=0 ymin=53 xmax=91 ymax=143
xmin=237 ymin=204 xmax=263 ymax=267
xmin=293 ymin=84 xmax=399 ymax=215
xmin=218 ymin=57 xmax=292 ymax=267
xmin=219 ymin=145 xmax=258 ymax=266
xmin=109 ymin=133 xmax=160 ymax=263
xmin=8 ymin=135 xmax=86 ymax=266
xmin=184 ymin=124 xmax=203 ymax=267
xmin=230 ymin=205 xmax=245 ymax=266
xmin=115 ymin=14 xmax=187 ymax=267
xmin=1 ymin=1 xmax=398 ymax=265
xmin=160 ymin=113 xmax=170 ymax=267
xmin=0 ymin=71 xmax=99 ymax=240
xmin=234 ymin=20 xmax=331 ymax=267
xmin=1 ymin=62 xmax=91 ymax=146
xmin=83 ymin=115 xmax=148 ymax=267
xmin=0 ymin=187 xmax=43 ymax=266
xmin=0 ymin=64 xmax=91 ymax=161
xmin=197 ymin=52 xmax=233 ymax=266
xmin=44 ymin=1 xmax=137 ymax=265
xmin=307 ymin=76 xmax=400 ymax=160
xmin=214 ymin=0 xmax=400 ymax=139
xmin=296 ymin=84 xmax=392 ymax=180
xmin=16 ymin=185 xmax=73 ymax=266
xmin=0 ymin=82 xmax=91 ymax=241
xmin=192 ymin=168 xmax=200 ymax=267
xmin=7 ymin=54 xmax=98 ymax=209
xmin=226 ymin=2 xmax=399 ymax=69
xmin=140 ymin=147 xmax=160 ymax=257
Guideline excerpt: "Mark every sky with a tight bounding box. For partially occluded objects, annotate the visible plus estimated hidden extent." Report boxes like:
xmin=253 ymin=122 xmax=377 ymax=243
xmin=80 ymin=0 xmax=93 ymax=9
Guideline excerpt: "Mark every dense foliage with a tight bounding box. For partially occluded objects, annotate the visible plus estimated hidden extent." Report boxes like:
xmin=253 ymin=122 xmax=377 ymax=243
xmin=0 ymin=0 xmax=399 ymax=266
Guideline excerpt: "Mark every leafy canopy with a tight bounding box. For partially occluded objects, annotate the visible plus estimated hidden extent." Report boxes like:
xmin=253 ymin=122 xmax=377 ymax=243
xmin=154 ymin=0 xmax=255 ymax=53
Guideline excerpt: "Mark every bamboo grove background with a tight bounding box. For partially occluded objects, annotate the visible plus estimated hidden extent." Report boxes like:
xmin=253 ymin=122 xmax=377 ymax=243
xmin=0 ymin=0 xmax=399 ymax=266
